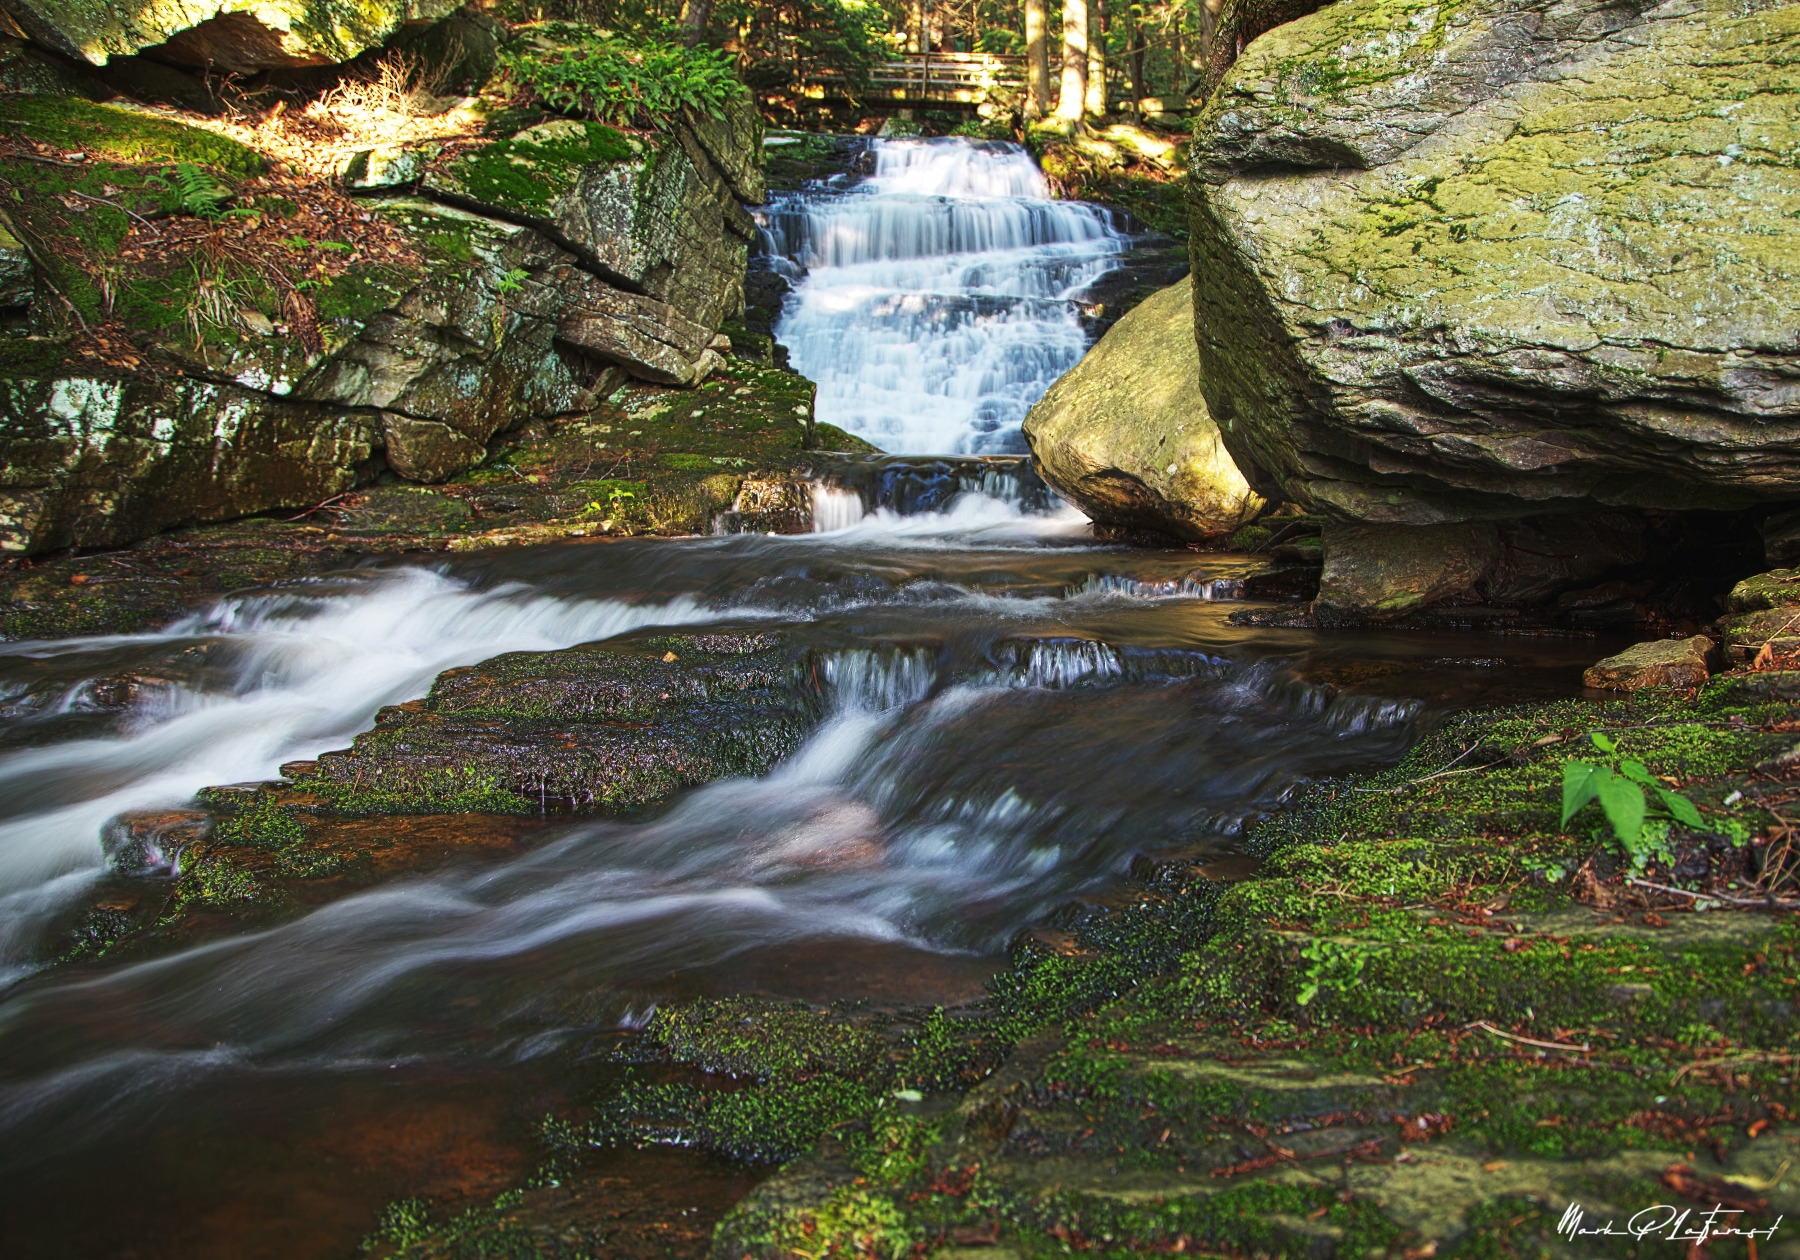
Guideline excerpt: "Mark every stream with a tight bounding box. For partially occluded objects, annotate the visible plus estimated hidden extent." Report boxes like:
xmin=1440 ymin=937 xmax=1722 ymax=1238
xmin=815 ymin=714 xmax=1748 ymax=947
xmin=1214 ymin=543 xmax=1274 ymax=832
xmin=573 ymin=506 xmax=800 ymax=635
xmin=0 ymin=139 xmax=1615 ymax=1259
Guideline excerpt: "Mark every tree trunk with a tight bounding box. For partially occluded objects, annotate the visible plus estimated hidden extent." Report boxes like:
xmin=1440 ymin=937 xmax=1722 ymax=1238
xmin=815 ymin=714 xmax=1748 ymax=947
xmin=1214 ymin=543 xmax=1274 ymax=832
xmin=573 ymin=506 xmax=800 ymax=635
xmin=1085 ymin=0 xmax=1107 ymax=116
xmin=1024 ymin=0 xmax=1051 ymax=117
xmin=1056 ymin=0 xmax=1088 ymax=120
xmin=1123 ymin=3 xmax=1145 ymax=105
xmin=678 ymin=0 xmax=714 ymax=46
xmin=1197 ymin=0 xmax=1221 ymax=87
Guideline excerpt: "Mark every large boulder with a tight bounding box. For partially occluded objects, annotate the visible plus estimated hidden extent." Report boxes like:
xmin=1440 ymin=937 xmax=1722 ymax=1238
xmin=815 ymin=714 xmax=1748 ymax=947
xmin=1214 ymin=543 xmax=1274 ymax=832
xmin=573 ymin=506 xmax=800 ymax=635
xmin=1187 ymin=0 xmax=1800 ymax=530
xmin=5 ymin=0 xmax=462 ymax=71
xmin=1023 ymin=277 xmax=1263 ymax=541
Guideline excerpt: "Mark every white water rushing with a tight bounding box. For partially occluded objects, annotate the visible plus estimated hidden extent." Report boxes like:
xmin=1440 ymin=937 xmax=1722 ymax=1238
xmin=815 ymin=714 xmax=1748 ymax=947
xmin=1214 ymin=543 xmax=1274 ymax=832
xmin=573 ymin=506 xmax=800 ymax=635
xmin=764 ymin=138 xmax=1127 ymax=455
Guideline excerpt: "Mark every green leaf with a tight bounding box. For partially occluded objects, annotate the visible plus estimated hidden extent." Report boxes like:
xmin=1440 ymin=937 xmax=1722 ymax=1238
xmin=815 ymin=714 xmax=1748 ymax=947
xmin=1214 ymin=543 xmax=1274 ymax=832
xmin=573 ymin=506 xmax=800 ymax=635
xmin=1616 ymin=760 xmax=1656 ymax=786
xmin=1652 ymin=785 xmax=1705 ymax=829
xmin=1296 ymin=982 xmax=1319 ymax=1007
xmin=1596 ymin=775 xmax=1647 ymax=849
xmin=1562 ymin=761 xmax=1605 ymax=827
xmin=1590 ymin=732 xmax=1618 ymax=754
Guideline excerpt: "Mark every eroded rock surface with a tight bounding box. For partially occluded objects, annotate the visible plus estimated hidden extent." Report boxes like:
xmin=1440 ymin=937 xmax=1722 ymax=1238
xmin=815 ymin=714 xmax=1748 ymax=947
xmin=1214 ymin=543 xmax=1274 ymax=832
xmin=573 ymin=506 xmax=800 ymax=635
xmin=1583 ymin=635 xmax=1715 ymax=690
xmin=1023 ymin=277 xmax=1263 ymax=542
xmin=1188 ymin=0 xmax=1800 ymax=528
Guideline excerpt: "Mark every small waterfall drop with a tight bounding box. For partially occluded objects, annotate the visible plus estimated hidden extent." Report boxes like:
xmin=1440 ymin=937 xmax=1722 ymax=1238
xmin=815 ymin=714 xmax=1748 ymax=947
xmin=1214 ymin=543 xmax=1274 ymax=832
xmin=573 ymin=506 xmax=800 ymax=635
xmin=762 ymin=138 xmax=1127 ymax=455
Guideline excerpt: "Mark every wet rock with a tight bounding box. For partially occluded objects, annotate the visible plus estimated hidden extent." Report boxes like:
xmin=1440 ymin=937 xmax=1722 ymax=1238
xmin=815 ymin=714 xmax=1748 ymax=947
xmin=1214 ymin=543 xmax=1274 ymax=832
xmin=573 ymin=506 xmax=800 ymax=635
xmin=0 ymin=374 xmax=381 ymax=555
xmin=715 ymin=478 xmax=812 ymax=534
xmin=1023 ymin=278 xmax=1263 ymax=543
xmin=1316 ymin=514 xmax=1644 ymax=620
xmin=1188 ymin=0 xmax=1800 ymax=529
xmin=102 ymin=808 xmax=209 ymax=874
xmin=1583 ymin=636 xmax=1714 ymax=692
xmin=9 ymin=0 xmax=460 ymax=70
xmin=312 ymin=631 xmax=828 ymax=812
xmin=1719 ymin=571 xmax=1800 ymax=663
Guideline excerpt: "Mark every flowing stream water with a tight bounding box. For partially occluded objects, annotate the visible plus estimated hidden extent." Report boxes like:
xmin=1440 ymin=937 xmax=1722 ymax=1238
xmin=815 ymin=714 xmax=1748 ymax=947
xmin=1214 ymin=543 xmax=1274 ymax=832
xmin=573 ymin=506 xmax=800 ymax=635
xmin=0 ymin=140 xmax=1616 ymax=1259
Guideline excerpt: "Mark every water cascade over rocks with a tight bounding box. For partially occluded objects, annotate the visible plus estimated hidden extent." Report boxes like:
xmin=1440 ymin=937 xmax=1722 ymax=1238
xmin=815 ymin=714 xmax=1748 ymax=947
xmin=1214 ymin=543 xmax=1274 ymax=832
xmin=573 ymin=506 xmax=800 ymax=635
xmin=760 ymin=138 xmax=1128 ymax=454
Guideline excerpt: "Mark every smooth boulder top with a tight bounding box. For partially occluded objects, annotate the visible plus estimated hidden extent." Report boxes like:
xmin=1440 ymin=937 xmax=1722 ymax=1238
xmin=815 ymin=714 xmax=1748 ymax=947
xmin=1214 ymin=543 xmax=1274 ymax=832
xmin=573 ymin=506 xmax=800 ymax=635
xmin=1583 ymin=635 xmax=1716 ymax=690
xmin=1021 ymin=276 xmax=1263 ymax=541
xmin=1187 ymin=0 xmax=1800 ymax=526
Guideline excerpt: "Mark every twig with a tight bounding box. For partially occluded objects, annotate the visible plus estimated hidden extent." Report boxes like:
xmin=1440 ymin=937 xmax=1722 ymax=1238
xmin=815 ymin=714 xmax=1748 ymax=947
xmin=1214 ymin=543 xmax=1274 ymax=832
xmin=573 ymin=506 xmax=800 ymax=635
xmin=1627 ymin=878 xmax=1800 ymax=910
xmin=286 ymin=492 xmax=352 ymax=522
xmin=1354 ymin=744 xmax=1498 ymax=794
xmin=1673 ymin=1052 xmax=1799 ymax=1084
xmin=11 ymin=151 xmax=85 ymax=168
xmin=63 ymin=189 xmax=161 ymax=236
xmin=1464 ymin=1021 xmax=1591 ymax=1054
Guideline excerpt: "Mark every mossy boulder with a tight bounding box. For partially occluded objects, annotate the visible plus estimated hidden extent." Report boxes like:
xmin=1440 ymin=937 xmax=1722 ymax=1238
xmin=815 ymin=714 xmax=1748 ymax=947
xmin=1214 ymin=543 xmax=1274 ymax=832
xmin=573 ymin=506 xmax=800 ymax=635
xmin=6 ymin=0 xmax=461 ymax=71
xmin=1022 ymin=277 xmax=1264 ymax=542
xmin=1187 ymin=0 xmax=1800 ymax=527
xmin=308 ymin=630 xmax=829 ymax=813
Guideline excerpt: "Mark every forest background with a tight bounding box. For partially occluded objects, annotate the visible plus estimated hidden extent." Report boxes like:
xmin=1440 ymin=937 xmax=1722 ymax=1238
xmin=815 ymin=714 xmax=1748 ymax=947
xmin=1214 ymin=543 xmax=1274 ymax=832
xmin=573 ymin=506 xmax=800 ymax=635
xmin=509 ymin=0 xmax=1223 ymax=130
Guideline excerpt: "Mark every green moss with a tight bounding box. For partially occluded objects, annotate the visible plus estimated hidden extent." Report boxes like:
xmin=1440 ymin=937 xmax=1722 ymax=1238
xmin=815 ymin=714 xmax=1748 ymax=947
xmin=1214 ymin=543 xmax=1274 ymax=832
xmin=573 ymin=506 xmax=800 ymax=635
xmin=0 ymin=336 xmax=73 ymax=379
xmin=0 ymin=97 xmax=265 ymax=177
xmin=445 ymin=122 xmax=634 ymax=217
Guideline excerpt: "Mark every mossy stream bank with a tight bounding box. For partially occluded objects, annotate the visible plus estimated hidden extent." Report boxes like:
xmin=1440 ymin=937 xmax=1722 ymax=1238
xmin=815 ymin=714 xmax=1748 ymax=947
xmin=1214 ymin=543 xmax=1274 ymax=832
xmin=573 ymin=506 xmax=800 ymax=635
xmin=364 ymin=664 xmax=1800 ymax=1260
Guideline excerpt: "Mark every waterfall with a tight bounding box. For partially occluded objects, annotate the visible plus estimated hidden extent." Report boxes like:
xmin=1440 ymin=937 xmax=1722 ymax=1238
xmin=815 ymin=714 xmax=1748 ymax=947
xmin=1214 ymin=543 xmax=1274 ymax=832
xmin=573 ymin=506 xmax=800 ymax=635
xmin=762 ymin=138 xmax=1127 ymax=456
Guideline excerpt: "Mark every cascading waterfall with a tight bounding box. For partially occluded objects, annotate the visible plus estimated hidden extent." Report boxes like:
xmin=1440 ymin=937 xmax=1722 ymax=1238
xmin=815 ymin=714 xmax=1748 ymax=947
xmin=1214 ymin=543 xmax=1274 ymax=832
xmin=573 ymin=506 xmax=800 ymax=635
xmin=761 ymin=138 xmax=1127 ymax=455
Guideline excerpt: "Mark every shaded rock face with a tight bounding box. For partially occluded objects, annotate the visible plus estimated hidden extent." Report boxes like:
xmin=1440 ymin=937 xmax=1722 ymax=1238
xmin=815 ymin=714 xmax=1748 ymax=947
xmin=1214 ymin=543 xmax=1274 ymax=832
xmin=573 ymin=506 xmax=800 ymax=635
xmin=0 ymin=89 xmax=763 ymax=552
xmin=1023 ymin=277 xmax=1263 ymax=542
xmin=1187 ymin=0 xmax=1800 ymax=528
xmin=7 ymin=0 xmax=461 ymax=70
xmin=309 ymin=631 xmax=828 ymax=812
xmin=1315 ymin=512 xmax=1646 ymax=621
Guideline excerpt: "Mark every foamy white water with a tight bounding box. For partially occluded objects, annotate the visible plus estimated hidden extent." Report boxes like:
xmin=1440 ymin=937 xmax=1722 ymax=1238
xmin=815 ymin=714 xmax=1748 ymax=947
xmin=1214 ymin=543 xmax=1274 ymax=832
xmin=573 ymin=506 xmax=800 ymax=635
xmin=763 ymin=138 xmax=1126 ymax=455
xmin=0 ymin=570 xmax=722 ymax=970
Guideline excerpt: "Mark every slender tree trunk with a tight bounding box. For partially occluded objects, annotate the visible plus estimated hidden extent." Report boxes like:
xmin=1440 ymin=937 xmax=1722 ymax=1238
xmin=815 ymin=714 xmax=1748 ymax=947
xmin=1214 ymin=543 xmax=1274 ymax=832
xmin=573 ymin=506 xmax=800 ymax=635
xmin=1197 ymin=0 xmax=1220 ymax=88
xmin=1085 ymin=0 xmax=1107 ymax=115
xmin=678 ymin=0 xmax=713 ymax=46
xmin=1056 ymin=0 xmax=1088 ymax=120
xmin=1024 ymin=0 xmax=1051 ymax=117
xmin=1120 ymin=2 xmax=1144 ymax=104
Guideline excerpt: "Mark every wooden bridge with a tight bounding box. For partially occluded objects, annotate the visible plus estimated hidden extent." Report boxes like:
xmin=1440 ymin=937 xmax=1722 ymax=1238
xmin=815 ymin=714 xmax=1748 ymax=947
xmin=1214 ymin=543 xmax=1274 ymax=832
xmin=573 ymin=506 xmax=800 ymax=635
xmin=803 ymin=52 xmax=1025 ymax=106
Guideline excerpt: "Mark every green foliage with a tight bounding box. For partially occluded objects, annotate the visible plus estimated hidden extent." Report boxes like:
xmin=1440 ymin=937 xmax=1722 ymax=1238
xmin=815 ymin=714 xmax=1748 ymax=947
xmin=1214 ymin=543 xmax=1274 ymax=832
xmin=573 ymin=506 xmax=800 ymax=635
xmin=444 ymin=120 xmax=633 ymax=215
xmin=170 ymin=163 xmax=234 ymax=218
xmin=1563 ymin=732 xmax=1706 ymax=871
xmin=500 ymin=26 xmax=743 ymax=129
xmin=214 ymin=796 xmax=307 ymax=850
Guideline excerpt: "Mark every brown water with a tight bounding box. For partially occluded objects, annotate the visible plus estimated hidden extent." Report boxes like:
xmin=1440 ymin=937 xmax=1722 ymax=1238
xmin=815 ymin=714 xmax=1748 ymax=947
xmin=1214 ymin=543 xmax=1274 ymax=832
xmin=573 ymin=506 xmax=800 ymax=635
xmin=0 ymin=483 xmax=1631 ymax=1258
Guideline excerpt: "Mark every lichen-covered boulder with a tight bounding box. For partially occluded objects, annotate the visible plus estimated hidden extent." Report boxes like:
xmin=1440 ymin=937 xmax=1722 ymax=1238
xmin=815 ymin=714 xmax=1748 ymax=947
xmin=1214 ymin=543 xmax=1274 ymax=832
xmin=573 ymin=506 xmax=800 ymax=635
xmin=1582 ymin=636 xmax=1715 ymax=690
xmin=6 ymin=0 xmax=463 ymax=71
xmin=1022 ymin=277 xmax=1263 ymax=542
xmin=1188 ymin=0 xmax=1800 ymax=527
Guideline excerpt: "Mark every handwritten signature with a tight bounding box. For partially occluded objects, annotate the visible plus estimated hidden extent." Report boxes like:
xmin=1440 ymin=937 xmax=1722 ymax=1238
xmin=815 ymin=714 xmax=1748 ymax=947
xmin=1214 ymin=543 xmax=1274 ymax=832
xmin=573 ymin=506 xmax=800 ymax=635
xmin=1558 ymin=1203 xmax=1784 ymax=1243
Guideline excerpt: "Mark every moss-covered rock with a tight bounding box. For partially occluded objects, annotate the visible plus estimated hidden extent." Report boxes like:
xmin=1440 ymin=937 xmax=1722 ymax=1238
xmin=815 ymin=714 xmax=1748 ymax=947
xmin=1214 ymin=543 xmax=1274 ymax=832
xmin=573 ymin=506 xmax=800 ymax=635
xmin=310 ymin=630 xmax=828 ymax=813
xmin=1187 ymin=0 xmax=1800 ymax=528
xmin=708 ymin=676 xmax=1800 ymax=1256
xmin=1022 ymin=277 xmax=1263 ymax=543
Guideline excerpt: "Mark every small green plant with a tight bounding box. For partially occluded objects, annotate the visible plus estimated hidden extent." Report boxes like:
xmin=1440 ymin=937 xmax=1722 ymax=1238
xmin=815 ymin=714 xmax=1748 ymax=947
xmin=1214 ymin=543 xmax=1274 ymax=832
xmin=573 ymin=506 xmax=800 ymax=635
xmin=1295 ymin=937 xmax=1389 ymax=1007
xmin=499 ymin=26 xmax=744 ymax=130
xmin=495 ymin=267 xmax=529 ymax=295
xmin=171 ymin=162 xmax=234 ymax=218
xmin=1561 ymin=732 xmax=1705 ymax=870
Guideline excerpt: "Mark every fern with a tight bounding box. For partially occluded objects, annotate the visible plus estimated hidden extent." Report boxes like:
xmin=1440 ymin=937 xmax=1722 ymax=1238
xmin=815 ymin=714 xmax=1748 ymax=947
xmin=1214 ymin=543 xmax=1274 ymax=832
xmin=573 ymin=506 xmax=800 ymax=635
xmin=499 ymin=27 xmax=744 ymax=131
xmin=172 ymin=163 xmax=233 ymax=218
